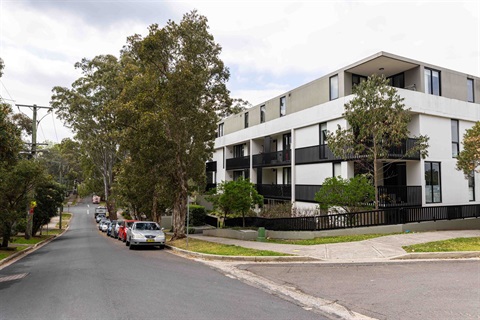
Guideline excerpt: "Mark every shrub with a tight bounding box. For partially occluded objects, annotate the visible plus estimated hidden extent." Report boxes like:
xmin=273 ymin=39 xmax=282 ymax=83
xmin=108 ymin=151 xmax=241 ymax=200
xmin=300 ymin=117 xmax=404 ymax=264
xmin=188 ymin=205 xmax=207 ymax=226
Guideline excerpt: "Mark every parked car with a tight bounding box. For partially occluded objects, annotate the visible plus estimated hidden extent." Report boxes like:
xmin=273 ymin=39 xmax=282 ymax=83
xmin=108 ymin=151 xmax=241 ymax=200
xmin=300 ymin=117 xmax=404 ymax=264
xmin=101 ymin=221 xmax=111 ymax=232
xmin=113 ymin=221 xmax=122 ymax=239
xmin=96 ymin=214 xmax=106 ymax=223
xmin=117 ymin=220 xmax=138 ymax=242
xmin=107 ymin=220 xmax=117 ymax=237
xmin=92 ymin=195 xmax=101 ymax=204
xmin=98 ymin=219 xmax=110 ymax=231
xmin=94 ymin=206 xmax=107 ymax=219
xmin=126 ymin=221 xmax=165 ymax=250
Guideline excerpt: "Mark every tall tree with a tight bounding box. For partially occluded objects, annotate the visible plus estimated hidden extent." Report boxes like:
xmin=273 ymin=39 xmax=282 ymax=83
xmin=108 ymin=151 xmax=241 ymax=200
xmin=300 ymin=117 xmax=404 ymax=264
xmin=456 ymin=121 xmax=480 ymax=176
xmin=32 ymin=180 xmax=65 ymax=235
xmin=327 ymin=75 xmax=429 ymax=209
xmin=119 ymin=11 xmax=232 ymax=239
xmin=51 ymin=55 xmax=123 ymax=219
xmin=207 ymin=178 xmax=263 ymax=227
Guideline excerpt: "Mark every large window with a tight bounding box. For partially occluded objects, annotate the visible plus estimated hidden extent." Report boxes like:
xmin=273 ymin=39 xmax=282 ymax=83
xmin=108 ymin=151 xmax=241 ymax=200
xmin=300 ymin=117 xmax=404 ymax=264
xmin=468 ymin=171 xmax=475 ymax=201
xmin=280 ymin=96 xmax=286 ymax=117
xmin=218 ymin=123 xmax=224 ymax=137
xmin=333 ymin=162 xmax=341 ymax=177
xmin=319 ymin=122 xmax=327 ymax=145
xmin=451 ymin=119 xmax=459 ymax=158
xmin=352 ymin=74 xmax=367 ymax=88
xmin=244 ymin=112 xmax=249 ymax=128
xmin=283 ymin=167 xmax=291 ymax=185
xmin=388 ymin=73 xmax=405 ymax=89
xmin=425 ymin=68 xmax=441 ymax=96
xmin=469 ymin=172 xmax=475 ymax=201
xmin=467 ymin=78 xmax=475 ymax=103
xmin=260 ymin=105 xmax=266 ymax=123
xmin=330 ymin=75 xmax=339 ymax=100
xmin=233 ymin=144 xmax=244 ymax=158
xmin=425 ymin=162 xmax=442 ymax=203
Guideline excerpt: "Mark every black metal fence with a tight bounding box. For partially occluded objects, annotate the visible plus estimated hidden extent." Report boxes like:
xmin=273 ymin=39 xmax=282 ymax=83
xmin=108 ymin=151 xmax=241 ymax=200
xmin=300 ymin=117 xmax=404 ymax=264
xmin=224 ymin=204 xmax=480 ymax=231
xmin=205 ymin=215 xmax=219 ymax=228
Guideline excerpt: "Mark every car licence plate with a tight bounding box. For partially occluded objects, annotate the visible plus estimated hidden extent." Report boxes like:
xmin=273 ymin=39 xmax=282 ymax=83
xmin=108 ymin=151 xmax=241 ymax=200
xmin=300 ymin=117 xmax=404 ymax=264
xmin=146 ymin=239 xmax=154 ymax=242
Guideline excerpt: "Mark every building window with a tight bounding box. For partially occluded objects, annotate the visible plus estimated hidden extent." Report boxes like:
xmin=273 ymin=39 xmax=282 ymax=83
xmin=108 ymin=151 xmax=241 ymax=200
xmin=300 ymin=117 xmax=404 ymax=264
xmin=330 ymin=75 xmax=339 ymax=100
xmin=283 ymin=167 xmax=291 ymax=185
xmin=425 ymin=68 xmax=441 ymax=96
xmin=387 ymin=73 xmax=405 ymax=89
xmin=467 ymin=78 xmax=475 ymax=103
xmin=352 ymin=74 xmax=367 ymax=88
xmin=233 ymin=144 xmax=244 ymax=158
xmin=218 ymin=123 xmax=224 ymax=137
xmin=319 ymin=122 xmax=327 ymax=145
xmin=469 ymin=172 xmax=475 ymax=201
xmin=244 ymin=112 xmax=249 ymax=128
xmin=425 ymin=162 xmax=442 ymax=203
xmin=280 ymin=96 xmax=286 ymax=117
xmin=260 ymin=105 xmax=266 ymax=123
xmin=333 ymin=162 xmax=341 ymax=177
xmin=451 ymin=119 xmax=459 ymax=158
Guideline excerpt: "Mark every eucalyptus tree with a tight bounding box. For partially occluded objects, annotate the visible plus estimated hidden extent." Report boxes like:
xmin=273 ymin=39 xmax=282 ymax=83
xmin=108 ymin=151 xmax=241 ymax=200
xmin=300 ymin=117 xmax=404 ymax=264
xmin=51 ymin=55 xmax=124 ymax=219
xmin=456 ymin=121 xmax=480 ymax=176
xmin=119 ymin=11 xmax=232 ymax=239
xmin=327 ymin=75 xmax=429 ymax=209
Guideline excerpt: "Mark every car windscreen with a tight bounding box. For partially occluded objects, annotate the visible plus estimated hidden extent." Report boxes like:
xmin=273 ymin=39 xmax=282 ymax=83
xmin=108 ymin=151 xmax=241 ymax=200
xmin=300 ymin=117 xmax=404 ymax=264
xmin=135 ymin=223 xmax=160 ymax=231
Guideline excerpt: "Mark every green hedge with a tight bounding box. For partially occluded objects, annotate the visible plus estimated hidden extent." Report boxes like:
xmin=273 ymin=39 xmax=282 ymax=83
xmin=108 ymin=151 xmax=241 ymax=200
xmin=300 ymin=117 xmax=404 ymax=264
xmin=188 ymin=205 xmax=206 ymax=226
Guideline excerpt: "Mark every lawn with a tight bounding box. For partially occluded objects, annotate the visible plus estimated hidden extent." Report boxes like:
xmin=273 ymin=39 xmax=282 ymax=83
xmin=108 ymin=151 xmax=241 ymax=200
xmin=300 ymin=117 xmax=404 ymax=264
xmin=403 ymin=237 xmax=480 ymax=253
xmin=0 ymin=246 xmax=28 ymax=260
xmin=266 ymin=233 xmax=392 ymax=245
xmin=168 ymin=237 xmax=291 ymax=256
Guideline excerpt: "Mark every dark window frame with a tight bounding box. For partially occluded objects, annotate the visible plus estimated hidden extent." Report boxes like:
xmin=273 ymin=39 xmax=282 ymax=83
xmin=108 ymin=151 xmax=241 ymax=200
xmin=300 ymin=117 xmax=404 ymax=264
xmin=233 ymin=144 xmax=244 ymax=158
xmin=467 ymin=78 xmax=475 ymax=103
xmin=387 ymin=72 xmax=405 ymax=89
xmin=469 ymin=172 xmax=475 ymax=201
xmin=218 ymin=123 xmax=224 ymax=137
xmin=280 ymin=96 xmax=286 ymax=117
xmin=330 ymin=74 xmax=339 ymax=100
xmin=425 ymin=161 xmax=442 ymax=203
xmin=244 ymin=112 xmax=249 ymax=128
xmin=260 ymin=105 xmax=266 ymax=123
xmin=352 ymin=74 xmax=367 ymax=88
xmin=451 ymin=119 xmax=459 ymax=158
xmin=425 ymin=67 xmax=441 ymax=96
xmin=283 ymin=167 xmax=291 ymax=185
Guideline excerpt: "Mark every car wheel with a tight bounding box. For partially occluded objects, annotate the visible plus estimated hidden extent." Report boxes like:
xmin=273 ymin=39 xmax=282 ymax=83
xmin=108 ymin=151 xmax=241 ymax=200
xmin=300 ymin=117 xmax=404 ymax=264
xmin=126 ymin=238 xmax=130 ymax=246
xmin=129 ymin=243 xmax=135 ymax=250
xmin=159 ymin=245 xmax=165 ymax=250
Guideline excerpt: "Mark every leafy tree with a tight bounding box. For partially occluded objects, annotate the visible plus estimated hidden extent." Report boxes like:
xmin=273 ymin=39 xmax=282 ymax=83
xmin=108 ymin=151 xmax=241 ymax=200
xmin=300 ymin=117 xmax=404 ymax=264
xmin=119 ymin=11 xmax=233 ymax=239
xmin=0 ymin=104 xmax=23 ymax=165
xmin=327 ymin=74 xmax=429 ymax=209
xmin=51 ymin=55 xmax=124 ymax=219
xmin=0 ymin=160 xmax=46 ymax=247
xmin=314 ymin=175 xmax=375 ymax=214
xmin=456 ymin=121 xmax=480 ymax=177
xmin=32 ymin=181 xmax=65 ymax=235
xmin=208 ymin=177 xmax=263 ymax=227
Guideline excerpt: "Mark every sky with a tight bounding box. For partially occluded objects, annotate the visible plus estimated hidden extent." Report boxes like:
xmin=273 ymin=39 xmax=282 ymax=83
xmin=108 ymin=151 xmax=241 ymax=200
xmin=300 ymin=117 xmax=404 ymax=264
xmin=0 ymin=0 xmax=479 ymax=145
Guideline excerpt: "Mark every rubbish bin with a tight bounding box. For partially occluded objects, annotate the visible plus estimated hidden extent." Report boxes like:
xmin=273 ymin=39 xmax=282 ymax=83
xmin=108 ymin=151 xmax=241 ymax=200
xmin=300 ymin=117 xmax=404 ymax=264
xmin=257 ymin=227 xmax=266 ymax=242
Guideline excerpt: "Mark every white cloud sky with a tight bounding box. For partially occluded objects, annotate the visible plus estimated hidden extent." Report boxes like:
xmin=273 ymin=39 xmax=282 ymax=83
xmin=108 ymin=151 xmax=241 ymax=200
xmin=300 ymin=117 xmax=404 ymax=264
xmin=1 ymin=0 xmax=479 ymax=144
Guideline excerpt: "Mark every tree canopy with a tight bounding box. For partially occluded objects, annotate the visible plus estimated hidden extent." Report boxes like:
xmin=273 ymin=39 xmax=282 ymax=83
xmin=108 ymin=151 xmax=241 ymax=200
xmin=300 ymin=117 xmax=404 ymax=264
xmin=456 ymin=121 xmax=480 ymax=176
xmin=327 ymin=74 xmax=429 ymax=209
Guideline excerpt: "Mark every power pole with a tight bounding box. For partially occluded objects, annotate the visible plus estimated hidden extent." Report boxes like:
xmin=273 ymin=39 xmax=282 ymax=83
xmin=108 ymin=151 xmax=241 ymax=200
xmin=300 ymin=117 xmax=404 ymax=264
xmin=16 ymin=104 xmax=52 ymax=238
xmin=16 ymin=104 xmax=51 ymax=157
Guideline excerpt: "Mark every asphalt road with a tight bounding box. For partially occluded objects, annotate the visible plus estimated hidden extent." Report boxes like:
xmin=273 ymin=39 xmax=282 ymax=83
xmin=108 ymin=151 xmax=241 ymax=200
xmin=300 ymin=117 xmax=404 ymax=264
xmin=0 ymin=201 xmax=325 ymax=320
xmin=241 ymin=260 xmax=480 ymax=320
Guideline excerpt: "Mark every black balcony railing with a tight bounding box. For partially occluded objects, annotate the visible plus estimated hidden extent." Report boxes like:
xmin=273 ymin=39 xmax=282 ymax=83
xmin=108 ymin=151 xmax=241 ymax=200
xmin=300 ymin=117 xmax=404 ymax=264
xmin=378 ymin=185 xmax=422 ymax=207
xmin=295 ymin=184 xmax=322 ymax=202
xmin=257 ymin=184 xmax=291 ymax=200
xmin=226 ymin=156 xmax=250 ymax=170
xmin=253 ymin=150 xmax=291 ymax=167
xmin=205 ymin=183 xmax=217 ymax=192
xmin=295 ymin=139 xmax=420 ymax=165
xmin=206 ymin=161 xmax=217 ymax=172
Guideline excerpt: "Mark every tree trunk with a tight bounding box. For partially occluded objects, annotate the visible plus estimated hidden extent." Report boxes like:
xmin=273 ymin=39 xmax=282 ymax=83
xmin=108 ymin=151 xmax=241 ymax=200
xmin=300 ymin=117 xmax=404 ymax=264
xmin=1 ymin=222 xmax=11 ymax=248
xmin=374 ymin=158 xmax=379 ymax=210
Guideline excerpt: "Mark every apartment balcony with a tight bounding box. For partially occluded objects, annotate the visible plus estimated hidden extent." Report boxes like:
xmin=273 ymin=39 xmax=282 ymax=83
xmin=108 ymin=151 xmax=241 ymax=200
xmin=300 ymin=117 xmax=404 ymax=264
xmin=295 ymin=138 xmax=420 ymax=165
xmin=253 ymin=150 xmax=291 ymax=168
xmin=295 ymin=184 xmax=322 ymax=202
xmin=256 ymin=184 xmax=291 ymax=200
xmin=206 ymin=161 xmax=217 ymax=172
xmin=226 ymin=156 xmax=250 ymax=170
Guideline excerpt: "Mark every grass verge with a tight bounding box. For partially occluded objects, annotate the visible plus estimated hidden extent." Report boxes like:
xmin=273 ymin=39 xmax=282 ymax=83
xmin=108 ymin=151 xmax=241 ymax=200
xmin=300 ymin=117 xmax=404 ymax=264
xmin=267 ymin=233 xmax=393 ymax=245
xmin=0 ymin=245 xmax=29 ymax=260
xmin=168 ymin=237 xmax=291 ymax=256
xmin=403 ymin=237 xmax=480 ymax=253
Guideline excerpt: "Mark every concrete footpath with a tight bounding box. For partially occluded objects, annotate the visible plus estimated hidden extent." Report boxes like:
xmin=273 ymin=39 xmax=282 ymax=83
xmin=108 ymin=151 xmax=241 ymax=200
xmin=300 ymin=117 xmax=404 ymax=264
xmin=186 ymin=230 xmax=480 ymax=262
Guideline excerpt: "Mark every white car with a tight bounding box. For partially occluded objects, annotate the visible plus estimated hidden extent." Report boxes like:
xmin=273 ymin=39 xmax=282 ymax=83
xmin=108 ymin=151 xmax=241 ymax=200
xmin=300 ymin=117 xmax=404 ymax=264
xmin=126 ymin=221 xmax=165 ymax=250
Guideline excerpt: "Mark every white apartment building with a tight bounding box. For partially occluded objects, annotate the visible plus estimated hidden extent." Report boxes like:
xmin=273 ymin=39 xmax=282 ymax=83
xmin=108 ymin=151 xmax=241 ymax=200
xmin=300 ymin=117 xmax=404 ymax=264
xmin=206 ymin=52 xmax=480 ymax=210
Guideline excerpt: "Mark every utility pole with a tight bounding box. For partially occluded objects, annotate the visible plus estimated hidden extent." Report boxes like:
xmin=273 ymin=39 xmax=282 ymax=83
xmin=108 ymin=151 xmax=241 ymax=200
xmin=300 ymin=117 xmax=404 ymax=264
xmin=16 ymin=104 xmax=52 ymax=238
xmin=16 ymin=104 xmax=51 ymax=157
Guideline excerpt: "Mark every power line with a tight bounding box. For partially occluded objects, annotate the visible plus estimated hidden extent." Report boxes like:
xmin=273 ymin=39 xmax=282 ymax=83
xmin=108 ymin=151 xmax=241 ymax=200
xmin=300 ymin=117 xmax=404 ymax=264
xmin=16 ymin=104 xmax=52 ymax=156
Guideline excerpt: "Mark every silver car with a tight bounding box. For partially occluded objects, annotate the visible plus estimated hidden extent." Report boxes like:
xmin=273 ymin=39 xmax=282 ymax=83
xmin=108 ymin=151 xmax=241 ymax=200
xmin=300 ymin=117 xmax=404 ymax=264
xmin=126 ymin=221 xmax=165 ymax=250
